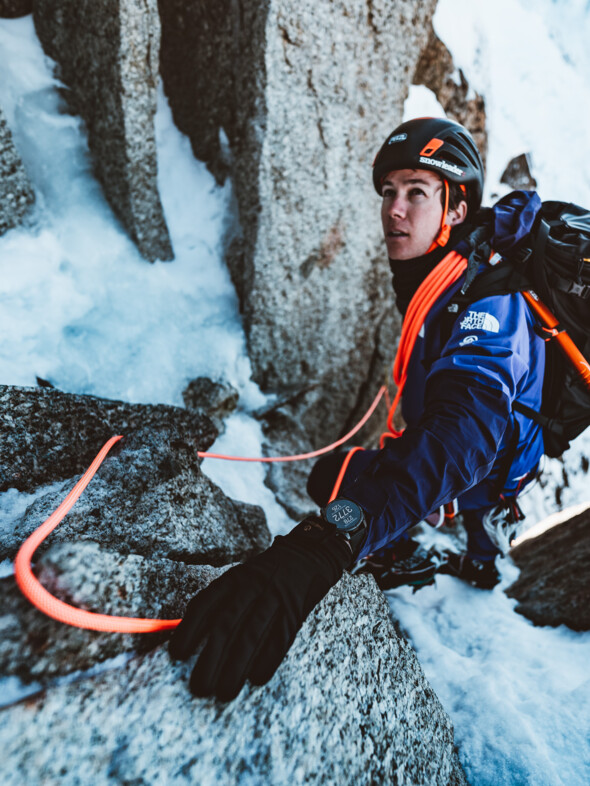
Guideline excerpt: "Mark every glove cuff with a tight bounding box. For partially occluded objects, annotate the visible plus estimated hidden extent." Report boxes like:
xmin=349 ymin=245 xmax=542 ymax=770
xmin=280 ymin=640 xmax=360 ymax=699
xmin=283 ymin=515 xmax=354 ymax=569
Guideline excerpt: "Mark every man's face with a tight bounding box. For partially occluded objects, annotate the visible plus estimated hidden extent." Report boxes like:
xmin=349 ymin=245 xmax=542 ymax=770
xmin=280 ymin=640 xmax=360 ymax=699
xmin=380 ymin=169 xmax=445 ymax=260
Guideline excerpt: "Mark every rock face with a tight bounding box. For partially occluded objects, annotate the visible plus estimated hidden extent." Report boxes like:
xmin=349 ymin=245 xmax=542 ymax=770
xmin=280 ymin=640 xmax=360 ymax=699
xmin=0 ymin=0 xmax=32 ymax=17
xmin=0 ymin=572 xmax=467 ymax=786
xmin=32 ymin=0 xmax=173 ymax=262
xmin=507 ymin=506 xmax=590 ymax=631
xmin=501 ymin=152 xmax=537 ymax=190
xmin=159 ymin=0 xmax=444 ymax=514
xmin=0 ymin=543 xmax=227 ymax=683
xmin=0 ymin=383 xmax=468 ymax=784
xmin=0 ymin=381 xmax=268 ymax=683
xmin=0 ymin=385 xmax=269 ymax=566
xmin=182 ymin=376 xmax=239 ymax=435
xmin=0 ymin=105 xmax=35 ymax=235
xmin=413 ymin=23 xmax=487 ymax=169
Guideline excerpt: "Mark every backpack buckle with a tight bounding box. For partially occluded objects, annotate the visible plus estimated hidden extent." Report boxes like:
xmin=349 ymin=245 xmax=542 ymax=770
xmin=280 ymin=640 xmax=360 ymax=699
xmin=533 ymin=323 xmax=564 ymax=341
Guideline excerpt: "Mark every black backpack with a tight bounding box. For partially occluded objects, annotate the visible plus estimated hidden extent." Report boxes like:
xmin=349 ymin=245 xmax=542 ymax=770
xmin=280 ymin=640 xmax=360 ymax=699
xmin=447 ymin=200 xmax=590 ymax=459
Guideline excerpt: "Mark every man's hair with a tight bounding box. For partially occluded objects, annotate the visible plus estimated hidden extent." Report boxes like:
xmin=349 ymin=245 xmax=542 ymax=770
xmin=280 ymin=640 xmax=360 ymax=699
xmin=442 ymin=178 xmax=469 ymax=213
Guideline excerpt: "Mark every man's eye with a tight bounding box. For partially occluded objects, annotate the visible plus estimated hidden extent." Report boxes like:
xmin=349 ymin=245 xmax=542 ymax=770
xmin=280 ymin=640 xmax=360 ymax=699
xmin=382 ymin=189 xmax=395 ymax=199
xmin=409 ymin=188 xmax=426 ymax=197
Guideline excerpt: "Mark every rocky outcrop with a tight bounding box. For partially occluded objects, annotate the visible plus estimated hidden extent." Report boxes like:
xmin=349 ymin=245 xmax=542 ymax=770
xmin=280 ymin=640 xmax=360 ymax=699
xmin=0 ymin=383 xmax=217 ymax=493
xmin=507 ymin=505 xmax=590 ymax=631
xmin=0 ymin=383 xmax=468 ymax=784
xmin=0 ymin=381 xmax=268 ymax=684
xmin=0 ymin=543 xmax=227 ymax=683
xmin=0 ymin=385 xmax=269 ymax=566
xmin=159 ymin=0 xmax=441 ymax=514
xmin=158 ymin=0 xmax=235 ymax=186
xmin=32 ymin=0 xmax=173 ymax=262
xmin=0 ymin=105 xmax=35 ymax=235
xmin=0 ymin=0 xmax=31 ymax=17
xmin=413 ymin=23 xmax=487 ymax=170
xmin=501 ymin=153 xmax=537 ymax=191
xmin=182 ymin=376 xmax=239 ymax=435
xmin=1 ymin=572 xmax=468 ymax=786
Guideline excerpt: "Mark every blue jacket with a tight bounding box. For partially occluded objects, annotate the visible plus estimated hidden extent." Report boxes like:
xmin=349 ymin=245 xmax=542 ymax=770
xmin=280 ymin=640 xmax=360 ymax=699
xmin=343 ymin=191 xmax=546 ymax=558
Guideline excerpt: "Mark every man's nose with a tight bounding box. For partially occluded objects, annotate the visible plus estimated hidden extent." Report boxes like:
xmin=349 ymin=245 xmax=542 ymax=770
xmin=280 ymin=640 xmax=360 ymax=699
xmin=387 ymin=195 xmax=406 ymax=218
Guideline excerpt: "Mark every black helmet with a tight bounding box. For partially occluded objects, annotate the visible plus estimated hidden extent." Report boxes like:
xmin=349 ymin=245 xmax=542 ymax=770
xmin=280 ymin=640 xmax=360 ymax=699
xmin=372 ymin=117 xmax=484 ymax=213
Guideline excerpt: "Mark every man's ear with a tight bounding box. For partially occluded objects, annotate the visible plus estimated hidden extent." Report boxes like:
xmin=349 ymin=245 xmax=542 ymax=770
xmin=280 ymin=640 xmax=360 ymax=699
xmin=447 ymin=199 xmax=468 ymax=226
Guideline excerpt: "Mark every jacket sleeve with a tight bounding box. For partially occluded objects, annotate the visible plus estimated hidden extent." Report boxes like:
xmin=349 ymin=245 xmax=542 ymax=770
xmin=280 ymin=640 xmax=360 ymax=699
xmin=341 ymin=293 xmax=533 ymax=558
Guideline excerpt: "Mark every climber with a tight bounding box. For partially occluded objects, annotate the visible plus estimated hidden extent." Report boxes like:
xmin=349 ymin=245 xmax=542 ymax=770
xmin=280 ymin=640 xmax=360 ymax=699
xmin=169 ymin=117 xmax=546 ymax=701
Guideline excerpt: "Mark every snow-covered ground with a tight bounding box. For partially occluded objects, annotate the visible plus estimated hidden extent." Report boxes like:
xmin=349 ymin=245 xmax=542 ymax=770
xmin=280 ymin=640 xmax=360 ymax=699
xmin=0 ymin=3 xmax=589 ymax=784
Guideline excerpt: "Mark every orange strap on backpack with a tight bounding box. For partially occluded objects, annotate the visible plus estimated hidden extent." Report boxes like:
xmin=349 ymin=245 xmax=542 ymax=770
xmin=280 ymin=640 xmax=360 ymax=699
xmin=522 ymin=290 xmax=590 ymax=389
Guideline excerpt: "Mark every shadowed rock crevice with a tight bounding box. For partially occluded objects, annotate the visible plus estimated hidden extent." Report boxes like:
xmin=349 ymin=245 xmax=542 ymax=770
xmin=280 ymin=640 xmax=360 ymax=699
xmin=0 ymin=0 xmax=31 ymax=17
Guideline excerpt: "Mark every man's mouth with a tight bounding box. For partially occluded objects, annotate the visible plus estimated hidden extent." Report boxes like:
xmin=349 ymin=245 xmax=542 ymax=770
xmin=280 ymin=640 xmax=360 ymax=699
xmin=388 ymin=230 xmax=409 ymax=238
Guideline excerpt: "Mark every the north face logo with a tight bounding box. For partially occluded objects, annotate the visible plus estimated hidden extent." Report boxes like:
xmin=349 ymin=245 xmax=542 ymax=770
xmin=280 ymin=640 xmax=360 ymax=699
xmin=459 ymin=311 xmax=500 ymax=332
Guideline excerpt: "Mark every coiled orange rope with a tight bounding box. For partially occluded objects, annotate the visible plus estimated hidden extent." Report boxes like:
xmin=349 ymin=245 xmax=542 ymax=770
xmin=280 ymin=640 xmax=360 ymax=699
xmin=383 ymin=249 xmax=468 ymax=442
xmin=328 ymin=250 xmax=469 ymax=500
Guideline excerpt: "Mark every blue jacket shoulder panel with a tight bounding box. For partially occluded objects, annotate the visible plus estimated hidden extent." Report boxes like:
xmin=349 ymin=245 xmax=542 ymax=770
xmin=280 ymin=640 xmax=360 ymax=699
xmin=433 ymin=292 xmax=536 ymax=401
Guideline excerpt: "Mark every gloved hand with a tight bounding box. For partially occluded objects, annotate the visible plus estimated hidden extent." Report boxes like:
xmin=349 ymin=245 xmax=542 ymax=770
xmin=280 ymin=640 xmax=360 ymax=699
xmin=168 ymin=515 xmax=352 ymax=701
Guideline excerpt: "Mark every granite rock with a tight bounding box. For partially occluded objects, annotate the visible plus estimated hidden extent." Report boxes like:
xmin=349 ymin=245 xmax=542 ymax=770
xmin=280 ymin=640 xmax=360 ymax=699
xmin=182 ymin=377 xmax=239 ymax=435
xmin=500 ymin=152 xmax=537 ymax=191
xmin=507 ymin=505 xmax=590 ymax=631
xmin=0 ymin=0 xmax=31 ymax=18
xmin=0 ymin=105 xmax=35 ymax=235
xmin=0 ymin=542 xmax=227 ymax=684
xmin=0 ymin=385 xmax=269 ymax=565
xmin=0 ymin=573 xmax=468 ymax=785
xmin=32 ymin=0 xmax=173 ymax=261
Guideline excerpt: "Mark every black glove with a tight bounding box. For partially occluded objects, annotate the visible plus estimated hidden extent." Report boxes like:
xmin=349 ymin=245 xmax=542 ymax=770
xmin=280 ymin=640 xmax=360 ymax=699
xmin=168 ymin=515 xmax=352 ymax=701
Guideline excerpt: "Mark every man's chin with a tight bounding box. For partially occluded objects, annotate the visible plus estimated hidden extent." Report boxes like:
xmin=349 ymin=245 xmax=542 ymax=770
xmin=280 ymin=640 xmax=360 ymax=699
xmin=386 ymin=240 xmax=414 ymax=260
xmin=386 ymin=238 xmax=436 ymax=260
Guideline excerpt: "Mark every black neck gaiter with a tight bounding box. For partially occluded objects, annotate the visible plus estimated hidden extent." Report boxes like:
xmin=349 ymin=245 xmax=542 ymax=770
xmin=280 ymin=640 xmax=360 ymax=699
xmin=388 ymin=223 xmax=473 ymax=315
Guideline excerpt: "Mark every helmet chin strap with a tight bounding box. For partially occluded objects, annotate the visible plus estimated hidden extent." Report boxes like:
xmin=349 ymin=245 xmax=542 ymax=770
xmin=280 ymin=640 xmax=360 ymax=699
xmin=426 ymin=179 xmax=451 ymax=253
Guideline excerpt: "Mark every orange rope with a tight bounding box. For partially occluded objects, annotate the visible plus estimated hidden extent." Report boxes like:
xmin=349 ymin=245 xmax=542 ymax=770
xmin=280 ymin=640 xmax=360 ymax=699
xmin=12 ymin=389 xmax=388 ymax=633
xmin=384 ymin=250 xmax=467 ymax=438
xmin=197 ymin=384 xmax=387 ymax=462
xmin=14 ymin=436 xmax=181 ymax=633
xmin=328 ymin=446 xmax=365 ymax=503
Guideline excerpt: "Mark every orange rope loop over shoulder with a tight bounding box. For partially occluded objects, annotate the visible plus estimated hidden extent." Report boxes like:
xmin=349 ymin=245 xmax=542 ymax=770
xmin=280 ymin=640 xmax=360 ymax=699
xmin=331 ymin=249 xmax=469 ymax=498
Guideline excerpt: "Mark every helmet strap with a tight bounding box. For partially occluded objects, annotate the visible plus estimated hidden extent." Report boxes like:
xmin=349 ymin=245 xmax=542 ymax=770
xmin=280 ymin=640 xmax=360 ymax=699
xmin=426 ymin=179 xmax=451 ymax=253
